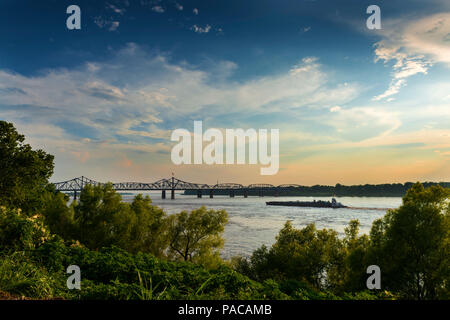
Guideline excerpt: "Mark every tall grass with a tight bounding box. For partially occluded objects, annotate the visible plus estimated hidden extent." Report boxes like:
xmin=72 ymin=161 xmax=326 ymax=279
xmin=136 ymin=269 xmax=167 ymax=300
xmin=0 ymin=251 xmax=63 ymax=299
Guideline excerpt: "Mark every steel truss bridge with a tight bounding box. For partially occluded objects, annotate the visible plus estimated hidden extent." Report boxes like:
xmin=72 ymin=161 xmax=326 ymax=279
xmin=52 ymin=176 xmax=302 ymax=199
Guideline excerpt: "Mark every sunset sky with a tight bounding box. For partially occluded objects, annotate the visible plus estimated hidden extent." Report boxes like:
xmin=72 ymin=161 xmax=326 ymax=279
xmin=1 ymin=0 xmax=449 ymax=185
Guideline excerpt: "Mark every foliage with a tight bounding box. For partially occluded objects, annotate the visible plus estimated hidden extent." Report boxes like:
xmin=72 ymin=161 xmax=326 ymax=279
xmin=367 ymin=182 xmax=450 ymax=299
xmin=0 ymin=251 xmax=66 ymax=299
xmin=0 ymin=121 xmax=54 ymax=214
xmin=115 ymin=194 xmax=167 ymax=257
xmin=41 ymin=186 xmax=76 ymax=240
xmin=43 ymin=184 xmax=168 ymax=258
xmin=0 ymin=206 xmax=52 ymax=251
xmin=39 ymin=184 xmax=229 ymax=266
xmin=31 ymin=243 xmax=291 ymax=300
xmin=235 ymin=221 xmax=344 ymax=289
xmin=166 ymin=206 xmax=228 ymax=267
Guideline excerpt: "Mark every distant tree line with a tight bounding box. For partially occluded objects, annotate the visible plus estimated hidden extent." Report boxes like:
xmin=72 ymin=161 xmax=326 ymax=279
xmin=185 ymin=182 xmax=450 ymax=197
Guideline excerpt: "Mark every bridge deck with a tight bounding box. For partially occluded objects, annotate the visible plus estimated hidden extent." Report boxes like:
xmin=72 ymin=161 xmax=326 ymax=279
xmin=52 ymin=176 xmax=289 ymax=191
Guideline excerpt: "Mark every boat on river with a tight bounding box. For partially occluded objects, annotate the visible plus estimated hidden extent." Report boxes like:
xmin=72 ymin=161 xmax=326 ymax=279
xmin=266 ymin=198 xmax=347 ymax=208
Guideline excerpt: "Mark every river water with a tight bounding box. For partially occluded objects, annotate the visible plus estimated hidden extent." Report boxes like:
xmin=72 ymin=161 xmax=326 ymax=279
xmin=120 ymin=192 xmax=402 ymax=259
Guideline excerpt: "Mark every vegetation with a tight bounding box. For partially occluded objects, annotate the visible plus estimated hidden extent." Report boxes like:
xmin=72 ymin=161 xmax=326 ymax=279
xmin=234 ymin=183 xmax=449 ymax=300
xmin=166 ymin=207 xmax=227 ymax=266
xmin=0 ymin=121 xmax=54 ymax=214
xmin=0 ymin=120 xmax=448 ymax=300
xmin=185 ymin=182 xmax=450 ymax=197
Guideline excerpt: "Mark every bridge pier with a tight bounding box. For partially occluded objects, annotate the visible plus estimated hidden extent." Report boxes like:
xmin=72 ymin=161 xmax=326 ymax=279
xmin=197 ymin=190 xmax=202 ymax=198
xmin=209 ymin=190 xmax=214 ymax=198
xmin=162 ymin=190 xmax=166 ymax=199
xmin=73 ymin=190 xmax=77 ymax=201
xmin=259 ymin=189 xmax=264 ymax=197
xmin=230 ymin=190 xmax=235 ymax=198
xmin=171 ymin=189 xmax=175 ymax=200
xmin=244 ymin=190 xmax=248 ymax=198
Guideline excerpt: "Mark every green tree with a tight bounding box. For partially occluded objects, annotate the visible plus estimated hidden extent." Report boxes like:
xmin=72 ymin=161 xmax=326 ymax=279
xmin=167 ymin=206 xmax=228 ymax=267
xmin=70 ymin=184 xmax=168 ymax=256
xmin=114 ymin=194 xmax=167 ymax=257
xmin=0 ymin=121 xmax=54 ymax=214
xmin=238 ymin=221 xmax=344 ymax=290
xmin=368 ymin=182 xmax=449 ymax=299
xmin=333 ymin=220 xmax=370 ymax=293
xmin=41 ymin=185 xmax=76 ymax=240
xmin=73 ymin=183 xmax=128 ymax=249
xmin=269 ymin=222 xmax=343 ymax=288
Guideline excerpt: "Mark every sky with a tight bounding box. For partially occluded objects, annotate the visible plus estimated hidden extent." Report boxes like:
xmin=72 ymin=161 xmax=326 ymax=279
xmin=0 ymin=0 xmax=449 ymax=185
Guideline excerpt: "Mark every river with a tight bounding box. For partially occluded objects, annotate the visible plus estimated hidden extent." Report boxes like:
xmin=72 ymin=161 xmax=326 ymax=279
xmin=120 ymin=192 xmax=402 ymax=259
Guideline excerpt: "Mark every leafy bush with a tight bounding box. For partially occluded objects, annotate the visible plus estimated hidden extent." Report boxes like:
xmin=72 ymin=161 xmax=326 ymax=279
xmin=0 ymin=251 xmax=65 ymax=299
xmin=0 ymin=206 xmax=52 ymax=250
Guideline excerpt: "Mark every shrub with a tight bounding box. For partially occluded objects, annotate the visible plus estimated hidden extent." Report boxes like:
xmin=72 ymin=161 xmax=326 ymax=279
xmin=0 ymin=251 xmax=65 ymax=299
xmin=0 ymin=206 xmax=52 ymax=251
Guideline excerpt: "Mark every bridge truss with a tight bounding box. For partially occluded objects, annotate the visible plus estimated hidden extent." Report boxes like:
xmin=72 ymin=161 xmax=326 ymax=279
xmin=52 ymin=176 xmax=303 ymax=199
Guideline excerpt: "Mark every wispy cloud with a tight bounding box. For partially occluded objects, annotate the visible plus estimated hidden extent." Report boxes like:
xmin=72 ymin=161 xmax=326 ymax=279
xmin=107 ymin=3 xmax=126 ymax=15
xmin=109 ymin=21 xmax=120 ymax=31
xmin=372 ymin=12 xmax=450 ymax=100
xmin=191 ymin=24 xmax=211 ymax=34
xmin=0 ymin=44 xmax=362 ymax=180
xmin=175 ymin=2 xmax=183 ymax=11
xmin=301 ymin=26 xmax=311 ymax=33
xmin=151 ymin=5 xmax=165 ymax=13
xmin=94 ymin=16 xmax=120 ymax=31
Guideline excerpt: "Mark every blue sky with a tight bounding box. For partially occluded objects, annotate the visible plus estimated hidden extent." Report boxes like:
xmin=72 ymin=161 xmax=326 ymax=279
xmin=1 ymin=0 xmax=449 ymax=184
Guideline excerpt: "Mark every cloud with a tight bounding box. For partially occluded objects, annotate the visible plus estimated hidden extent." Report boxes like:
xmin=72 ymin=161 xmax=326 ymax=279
xmin=175 ymin=3 xmax=183 ymax=11
xmin=373 ymin=78 xmax=406 ymax=101
xmin=0 ymin=46 xmax=360 ymax=130
xmin=107 ymin=4 xmax=126 ymax=15
xmin=330 ymin=106 xmax=341 ymax=112
xmin=0 ymin=44 xmax=364 ymax=181
xmin=2 ymin=41 xmax=446 ymax=183
xmin=193 ymin=8 xmax=199 ymax=15
xmin=372 ymin=12 xmax=450 ymax=100
xmin=324 ymin=107 xmax=402 ymax=141
xmin=81 ymin=81 xmax=126 ymax=101
xmin=71 ymin=151 xmax=90 ymax=163
xmin=435 ymin=150 xmax=450 ymax=158
xmin=191 ymin=24 xmax=211 ymax=34
xmin=94 ymin=17 xmax=121 ymax=31
xmin=301 ymin=26 xmax=311 ymax=33
xmin=109 ymin=21 xmax=120 ymax=31
xmin=152 ymin=5 xmax=165 ymax=13
xmin=117 ymin=156 xmax=133 ymax=168
xmin=372 ymin=42 xmax=431 ymax=101
xmin=0 ymin=45 xmax=358 ymax=120
xmin=401 ymin=13 xmax=450 ymax=65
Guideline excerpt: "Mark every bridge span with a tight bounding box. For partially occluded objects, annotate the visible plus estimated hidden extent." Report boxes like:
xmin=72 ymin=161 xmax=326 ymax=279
xmin=52 ymin=176 xmax=294 ymax=199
